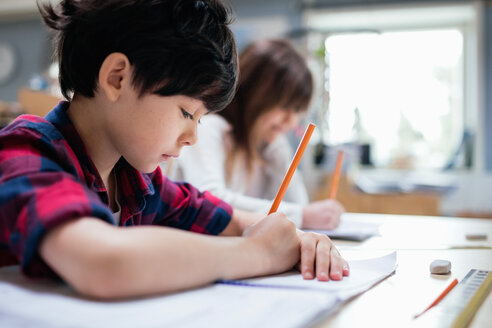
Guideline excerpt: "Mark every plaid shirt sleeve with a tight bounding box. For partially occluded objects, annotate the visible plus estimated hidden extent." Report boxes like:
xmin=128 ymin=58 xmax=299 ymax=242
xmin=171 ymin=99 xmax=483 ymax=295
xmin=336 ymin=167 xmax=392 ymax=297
xmin=140 ymin=168 xmax=233 ymax=235
xmin=0 ymin=118 xmax=113 ymax=278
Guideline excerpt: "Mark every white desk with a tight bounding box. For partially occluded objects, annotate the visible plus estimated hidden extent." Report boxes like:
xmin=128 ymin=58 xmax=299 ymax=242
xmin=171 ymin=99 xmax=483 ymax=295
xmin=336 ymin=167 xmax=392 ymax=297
xmin=321 ymin=249 xmax=492 ymax=327
xmin=335 ymin=213 xmax=492 ymax=250
xmin=320 ymin=213 xmax=492 ymax=328
xmin=1 ymin=213 xmax=491 ymax=327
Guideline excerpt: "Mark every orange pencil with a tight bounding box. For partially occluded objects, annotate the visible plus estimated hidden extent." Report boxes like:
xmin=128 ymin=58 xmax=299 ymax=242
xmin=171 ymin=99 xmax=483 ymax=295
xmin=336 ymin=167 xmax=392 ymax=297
xmin=268 ymin=123 xmax=316 ymax=214
xmin=329 ymin=150 xmax=344 ymax=199
xmin=414 ymin=278 xmax=458 ymax=319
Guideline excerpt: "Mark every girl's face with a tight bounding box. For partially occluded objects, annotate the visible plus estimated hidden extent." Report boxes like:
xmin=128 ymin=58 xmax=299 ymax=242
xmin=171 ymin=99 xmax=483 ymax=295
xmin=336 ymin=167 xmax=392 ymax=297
xmin=255 ymin=107 xmax=302 ymax=144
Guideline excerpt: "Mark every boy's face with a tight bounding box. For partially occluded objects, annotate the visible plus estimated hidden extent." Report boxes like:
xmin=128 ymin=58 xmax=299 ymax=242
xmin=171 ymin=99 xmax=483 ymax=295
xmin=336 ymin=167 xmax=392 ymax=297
xmin=106 ymin=89 xmax=207 ymax=173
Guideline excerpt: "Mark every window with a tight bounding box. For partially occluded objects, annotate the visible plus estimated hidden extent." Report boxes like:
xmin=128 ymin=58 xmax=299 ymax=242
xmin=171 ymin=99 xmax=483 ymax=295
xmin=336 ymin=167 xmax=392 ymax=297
xmin=304 ymin=4 xmax=479 ymax=170
xmin=325 ymin=29 xmax=463 ymax=169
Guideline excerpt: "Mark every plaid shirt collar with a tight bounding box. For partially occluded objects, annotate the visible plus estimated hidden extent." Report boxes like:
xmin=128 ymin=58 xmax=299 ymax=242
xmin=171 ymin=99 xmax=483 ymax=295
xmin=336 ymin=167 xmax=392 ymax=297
xmin=45 ymin=101 xmax=155 ymax=218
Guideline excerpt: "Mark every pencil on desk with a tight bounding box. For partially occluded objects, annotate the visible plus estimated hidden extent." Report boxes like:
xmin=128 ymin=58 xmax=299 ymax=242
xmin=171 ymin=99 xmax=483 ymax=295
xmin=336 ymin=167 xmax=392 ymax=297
xmin=268 ymin=123 xmax=316 ymax=214
xmin=414 ymin=278 xmax=458 ymax=319
xmin=328 ymin=149 xmax=344 ymax=199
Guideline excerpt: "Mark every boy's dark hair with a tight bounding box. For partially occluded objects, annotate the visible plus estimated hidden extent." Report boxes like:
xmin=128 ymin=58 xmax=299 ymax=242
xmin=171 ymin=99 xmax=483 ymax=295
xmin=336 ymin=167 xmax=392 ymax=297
xmin=38 ymin=0 xmax=238 ymax=112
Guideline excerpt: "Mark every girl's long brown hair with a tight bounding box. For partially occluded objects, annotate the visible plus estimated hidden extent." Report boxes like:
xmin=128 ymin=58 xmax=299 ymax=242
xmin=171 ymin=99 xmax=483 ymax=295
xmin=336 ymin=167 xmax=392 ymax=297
xmin=218 ymin=39 xmax=313 ymax=176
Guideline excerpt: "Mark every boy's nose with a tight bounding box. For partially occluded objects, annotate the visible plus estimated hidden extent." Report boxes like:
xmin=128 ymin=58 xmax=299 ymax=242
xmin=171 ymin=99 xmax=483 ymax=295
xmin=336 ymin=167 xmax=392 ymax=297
xmin=181 ymin=126 xmax=198 ymax=146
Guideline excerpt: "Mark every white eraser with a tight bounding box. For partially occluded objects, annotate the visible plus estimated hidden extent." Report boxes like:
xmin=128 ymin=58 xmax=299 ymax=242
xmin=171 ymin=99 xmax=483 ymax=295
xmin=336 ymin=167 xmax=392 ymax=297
xmin=430 ymin=259 xmax=451 ymax=274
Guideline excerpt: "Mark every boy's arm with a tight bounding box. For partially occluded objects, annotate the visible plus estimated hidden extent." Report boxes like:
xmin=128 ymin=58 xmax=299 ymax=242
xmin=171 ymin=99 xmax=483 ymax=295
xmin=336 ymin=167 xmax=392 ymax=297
xmin=219 ymin=208 xmax=263 ymax=236
xmin=39 ymin=213 xmax=300 ymax=299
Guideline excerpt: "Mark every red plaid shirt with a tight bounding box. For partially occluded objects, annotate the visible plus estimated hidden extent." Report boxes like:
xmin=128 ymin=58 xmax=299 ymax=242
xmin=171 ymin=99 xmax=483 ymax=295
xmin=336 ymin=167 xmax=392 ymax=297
xmin=0 ymin=101 xmax=232 ymax=278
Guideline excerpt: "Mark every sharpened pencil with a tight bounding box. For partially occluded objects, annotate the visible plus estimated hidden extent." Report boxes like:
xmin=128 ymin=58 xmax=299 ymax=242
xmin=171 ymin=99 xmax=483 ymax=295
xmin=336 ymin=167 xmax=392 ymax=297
xmin=268 ymin=123 xmax=316 ymax=214
xmin=414 ymin=278 xmax=458 ymax=319
xmin=329 ymin=150 xmax=344 ymax=199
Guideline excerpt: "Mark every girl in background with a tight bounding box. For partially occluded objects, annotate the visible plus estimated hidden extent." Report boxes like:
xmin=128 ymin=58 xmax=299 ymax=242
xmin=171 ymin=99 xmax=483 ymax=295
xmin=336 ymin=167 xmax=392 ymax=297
xmin=168 ymin=39 xmax=344 ymax=230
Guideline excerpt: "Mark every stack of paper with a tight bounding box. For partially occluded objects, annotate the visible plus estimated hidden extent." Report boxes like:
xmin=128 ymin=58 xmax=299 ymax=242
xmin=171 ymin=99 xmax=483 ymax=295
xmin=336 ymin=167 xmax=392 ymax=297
xmin=354 ymin=170 xmax=457 ymax=194
xmin=306 ymin=219 xmax=381 ymax=241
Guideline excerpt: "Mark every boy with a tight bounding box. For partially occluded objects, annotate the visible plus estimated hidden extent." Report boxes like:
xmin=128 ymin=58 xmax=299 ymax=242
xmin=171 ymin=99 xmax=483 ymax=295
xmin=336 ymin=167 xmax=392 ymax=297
xmin=0 ymin=0 xmax=348 ymax=299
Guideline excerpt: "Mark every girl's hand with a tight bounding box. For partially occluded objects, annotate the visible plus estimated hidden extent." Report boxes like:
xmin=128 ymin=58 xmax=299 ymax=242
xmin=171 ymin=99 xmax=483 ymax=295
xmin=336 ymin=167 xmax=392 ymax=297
xmin=302 ymin=199 xmax=344 ymax=230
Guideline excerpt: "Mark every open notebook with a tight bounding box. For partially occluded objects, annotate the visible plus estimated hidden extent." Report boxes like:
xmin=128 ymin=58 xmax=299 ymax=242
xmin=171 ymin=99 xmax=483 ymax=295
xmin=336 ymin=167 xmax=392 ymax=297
xmin=219 ymin=251 xmax=397 ymax=301
xmin=0 ymin=252 xmax=397 ymax=328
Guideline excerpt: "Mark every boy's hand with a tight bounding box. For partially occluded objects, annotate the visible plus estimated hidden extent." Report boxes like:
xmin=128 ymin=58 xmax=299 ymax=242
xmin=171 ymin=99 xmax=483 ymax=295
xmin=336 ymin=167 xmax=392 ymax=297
xmin=242 ymin=212 xmax=300 ymax=274
xmin=297 ymin=230 xmax=349 ymax=281
xmin=302 ymin=199 xmax=344 ymax=230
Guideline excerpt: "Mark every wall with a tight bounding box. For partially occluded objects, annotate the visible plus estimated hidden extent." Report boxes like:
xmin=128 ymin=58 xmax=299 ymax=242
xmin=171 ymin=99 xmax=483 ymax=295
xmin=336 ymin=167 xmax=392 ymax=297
xmin=299 ymin=0 xmax=474 ymax=7
xmin=230 ymin=0 xmax=302 ymax=50
xmin=0 ymin=17 xmax=51 ymax=101
xmin=484 ymin=3 xmax=492 ymax=171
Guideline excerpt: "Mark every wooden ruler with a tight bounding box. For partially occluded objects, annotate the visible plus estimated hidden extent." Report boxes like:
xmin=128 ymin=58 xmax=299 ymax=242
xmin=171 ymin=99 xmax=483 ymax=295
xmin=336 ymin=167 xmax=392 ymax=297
xmin=416 ymin=269 xmax=492 ymax=327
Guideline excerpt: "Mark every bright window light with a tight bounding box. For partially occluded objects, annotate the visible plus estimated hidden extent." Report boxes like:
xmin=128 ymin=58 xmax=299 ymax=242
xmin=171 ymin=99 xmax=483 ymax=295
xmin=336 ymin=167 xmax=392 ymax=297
xmin=323 ymin=29 xmax=464 ymax=169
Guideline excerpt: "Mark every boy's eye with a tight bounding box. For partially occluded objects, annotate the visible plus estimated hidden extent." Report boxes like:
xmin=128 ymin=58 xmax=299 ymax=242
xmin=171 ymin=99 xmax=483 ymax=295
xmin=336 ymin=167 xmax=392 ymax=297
xmin=181 ymin=108 xmax=194 ymax=120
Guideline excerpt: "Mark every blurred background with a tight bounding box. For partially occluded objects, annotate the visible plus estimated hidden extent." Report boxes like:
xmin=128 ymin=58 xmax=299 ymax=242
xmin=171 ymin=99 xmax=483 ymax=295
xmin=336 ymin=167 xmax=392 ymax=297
xmin=1 ymin=0 xmax=491 ymax=218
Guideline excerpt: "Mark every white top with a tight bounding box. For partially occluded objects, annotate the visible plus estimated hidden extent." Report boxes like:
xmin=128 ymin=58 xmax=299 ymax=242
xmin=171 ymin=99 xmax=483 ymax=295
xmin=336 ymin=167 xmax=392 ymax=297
xmin=166 ymin=115 xmax=308 ymax=227
xmin=112 ymin=209 xmax=121 ymax=225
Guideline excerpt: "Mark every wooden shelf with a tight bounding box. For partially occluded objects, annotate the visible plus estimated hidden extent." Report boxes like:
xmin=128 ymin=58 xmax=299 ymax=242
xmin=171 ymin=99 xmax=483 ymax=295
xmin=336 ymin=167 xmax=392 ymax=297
xmin=17 ymin=88 xmax=61 ymax=117
xmin=315 ymin=175 xmax=440 ymax=216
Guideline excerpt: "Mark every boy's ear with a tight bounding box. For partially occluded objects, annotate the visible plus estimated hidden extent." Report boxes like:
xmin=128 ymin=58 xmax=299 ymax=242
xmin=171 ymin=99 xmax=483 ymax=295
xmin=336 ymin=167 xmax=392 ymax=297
xmin=98 ymin=53 xmax=132 ymax=102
